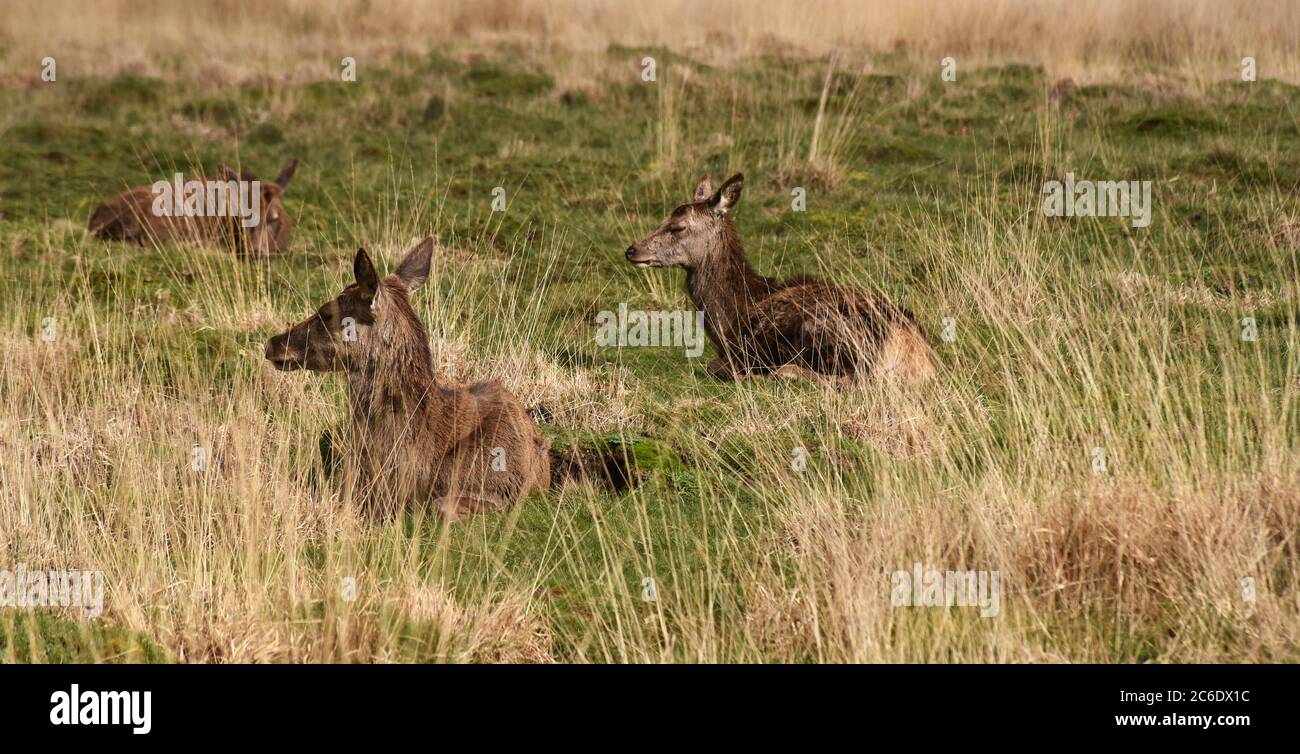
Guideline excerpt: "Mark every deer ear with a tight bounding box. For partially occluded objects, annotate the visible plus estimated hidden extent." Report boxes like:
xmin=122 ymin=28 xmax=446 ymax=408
xmin=708 ymin=173 xmax=744 ymax=215
xmin=219 ymin=164 xmax=240 ymax=183
xmin=692 ymin=174 xmax=714 ymax=201
xmin=275 ymin=159 xmax=299 ymax=189
xmin=395 ymin=236 xmax=434 ymax=292
xmin=354 ymin=248 xmax=379 ymax=302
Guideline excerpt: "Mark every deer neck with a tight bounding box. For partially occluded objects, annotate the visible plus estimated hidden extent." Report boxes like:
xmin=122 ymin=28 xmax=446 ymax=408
xmin=686 ymin=222 xmax=772 ymax=349
xmin=344 ymin=301 xmax=460 ymax=457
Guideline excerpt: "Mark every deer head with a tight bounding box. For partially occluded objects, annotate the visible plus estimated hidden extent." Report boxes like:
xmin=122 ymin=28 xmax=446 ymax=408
xmin=264 ymin=237 xmax=434 ymax=372
xmin=219 ymin=158 xmax=299 ymax=256
xmin=624 ymin=172 xmax=743 ymax=270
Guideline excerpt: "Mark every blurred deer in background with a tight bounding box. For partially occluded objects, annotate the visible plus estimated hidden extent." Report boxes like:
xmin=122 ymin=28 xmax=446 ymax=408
xmin=89 ymin=159 xmax=299 ymax=257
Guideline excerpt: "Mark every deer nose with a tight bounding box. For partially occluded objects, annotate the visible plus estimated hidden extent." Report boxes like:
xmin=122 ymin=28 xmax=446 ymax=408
xmin=624 ymin=245 xmax=636 ymax=259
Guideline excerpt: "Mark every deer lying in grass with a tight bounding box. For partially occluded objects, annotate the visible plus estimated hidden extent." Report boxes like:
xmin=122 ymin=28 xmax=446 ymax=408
xmin=88 ymin=159 xmax=299 ymax=256
xmin=625 ymin=173 xmax=937 ymax=384
xmin=265 ymin=238 xmax=633 ymax=519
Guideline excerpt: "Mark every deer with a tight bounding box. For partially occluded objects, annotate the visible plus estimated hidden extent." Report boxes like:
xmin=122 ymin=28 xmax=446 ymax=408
xmin=264 ymin=237 xmax=634 ymax=520
xmin=624 ymin=173 xmax=938 ymax=385
xmin=88 ymin=159 xmax=299 ymax=257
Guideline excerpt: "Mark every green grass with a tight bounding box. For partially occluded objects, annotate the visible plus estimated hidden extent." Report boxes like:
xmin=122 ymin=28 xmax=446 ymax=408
xmin=1 ymin=53 xmax=1297 ymax=662
xmin=0 ymin=610 xmax=170 ymax=663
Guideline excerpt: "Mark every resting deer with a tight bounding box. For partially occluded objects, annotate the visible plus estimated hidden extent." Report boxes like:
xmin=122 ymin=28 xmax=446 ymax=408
xmin=625 ymin=173 xmax=937 ymax=384
xmin=265 ymin=238 xmax=632 ymax=519
xmin=88 ymin=159 xmax=299 ymax=257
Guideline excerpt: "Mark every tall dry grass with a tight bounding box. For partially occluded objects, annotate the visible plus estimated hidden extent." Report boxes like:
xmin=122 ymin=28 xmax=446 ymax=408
xmin=2 ymin=1 xmax=1298 ymax=663
xmin=3 ymin=178 xmax=1297 ymax=662
xmin=0 ymin=220 xmax=627 ymax=662
xmin=3 ymin=0 xmax=1299 ymax=86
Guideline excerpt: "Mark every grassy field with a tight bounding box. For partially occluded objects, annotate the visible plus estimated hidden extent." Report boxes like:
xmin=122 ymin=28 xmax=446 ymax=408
xmin=2 ymin=12 xmax=1299 ymax=662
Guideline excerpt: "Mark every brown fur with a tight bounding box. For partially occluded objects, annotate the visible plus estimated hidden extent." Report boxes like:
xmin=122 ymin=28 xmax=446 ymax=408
xmin=625 ymin=172 xmax=938 ymax=383
xmin=88 ymin=159 xmax=298 ymax=257
xmin=265 ymin=238 xmax=549 ymax=519
xmin=264 ymin=238 xmax=632 ymax=520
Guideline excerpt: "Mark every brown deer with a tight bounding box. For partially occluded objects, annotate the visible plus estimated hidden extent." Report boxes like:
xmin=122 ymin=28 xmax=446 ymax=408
xmin=265 ymin=238 xmax=633 ymax=520
xmin=625 ymin=173 xmax=937 ymax=384
xmin=88 ymin=159 xmax=299 ymax=257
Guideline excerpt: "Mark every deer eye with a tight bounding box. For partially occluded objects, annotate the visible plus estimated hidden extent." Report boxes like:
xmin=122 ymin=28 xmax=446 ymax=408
xmin=669 ymin=225 xmax=687 ymax=235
